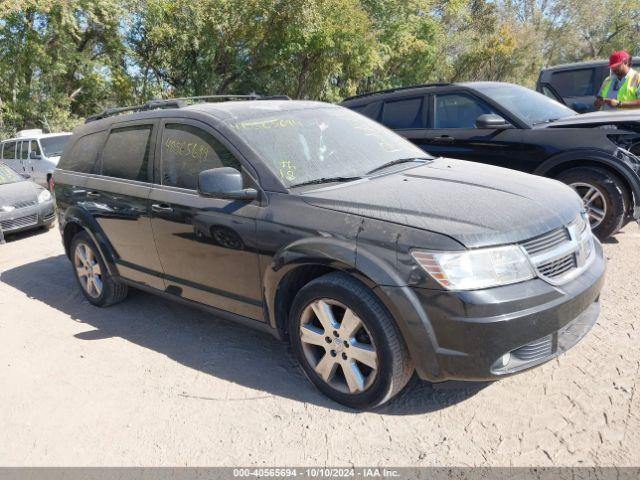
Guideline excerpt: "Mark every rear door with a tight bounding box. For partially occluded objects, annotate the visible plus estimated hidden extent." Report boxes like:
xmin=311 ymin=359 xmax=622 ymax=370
xmin=149 ymin=118 xmax=263 ymax=320
xmin=85 ymin=120 xmax=165 ymax=289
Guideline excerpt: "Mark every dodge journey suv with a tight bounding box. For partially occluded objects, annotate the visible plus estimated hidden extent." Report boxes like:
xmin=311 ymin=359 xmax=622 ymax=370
xmin=54 ymin=97 xmax=605 ymax=408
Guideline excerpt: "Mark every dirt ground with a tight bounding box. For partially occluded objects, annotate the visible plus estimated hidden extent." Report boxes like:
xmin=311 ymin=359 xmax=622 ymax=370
xmin=0 ymin=223 xmax=638 ymax=467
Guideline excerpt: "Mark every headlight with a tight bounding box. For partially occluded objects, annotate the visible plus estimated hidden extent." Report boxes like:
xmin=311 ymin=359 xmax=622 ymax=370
xmin=411 ymin=245 xmax=535 ymax=290
xmin=38 ymin=189 xmax=52 ymax=203
xmin=1 ymin=205 xmax=15 ymax=212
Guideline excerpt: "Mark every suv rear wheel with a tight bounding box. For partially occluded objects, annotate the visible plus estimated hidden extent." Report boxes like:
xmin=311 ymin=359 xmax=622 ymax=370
xmin=556 ymin=167 xmax=626 ymax=240
xmin=71 ymin=231 xmax=128 ymax=307
xmin=288 ymin=272 xmax=412 ymax=409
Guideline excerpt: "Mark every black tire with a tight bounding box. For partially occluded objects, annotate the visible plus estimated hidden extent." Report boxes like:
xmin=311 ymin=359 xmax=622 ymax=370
xmin=555 ymin=167 xmax=626 ymax=240
xmin=70 ymin=231 xmax=128 ymax=307
xmin=288 ymin=272 xmax=413 ymax=409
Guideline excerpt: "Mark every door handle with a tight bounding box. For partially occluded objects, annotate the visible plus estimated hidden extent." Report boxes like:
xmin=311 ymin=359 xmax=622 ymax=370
xmin=432 ymin=135 xmax=455 ymax=144
xmin=86 ymin=191 xmax=101 ymax=198
xmin=152 ymin=203 xmax=173 ymax=213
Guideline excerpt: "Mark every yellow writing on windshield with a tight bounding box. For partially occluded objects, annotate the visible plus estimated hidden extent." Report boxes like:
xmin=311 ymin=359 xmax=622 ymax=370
xmin=165 ymin=138 xmax=209 ymax=161
xmin=231 ymin=118 xmax=302 ymax=130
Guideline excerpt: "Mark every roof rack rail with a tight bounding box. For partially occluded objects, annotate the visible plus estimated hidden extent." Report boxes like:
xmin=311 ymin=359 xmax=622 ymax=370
xmin=342 ymin=83 xmax=452 ymax=102
xmin=85 ymin=94 xmax=291 ymax=123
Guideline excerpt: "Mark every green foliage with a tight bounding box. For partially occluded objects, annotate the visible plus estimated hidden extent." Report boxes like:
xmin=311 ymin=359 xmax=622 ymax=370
xmin=1 ymin=0 xmax=638 ymax=136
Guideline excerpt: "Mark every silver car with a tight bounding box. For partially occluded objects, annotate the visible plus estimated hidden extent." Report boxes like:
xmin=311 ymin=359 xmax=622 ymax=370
xmin=0 ymin=162 xmax=55 ymax=237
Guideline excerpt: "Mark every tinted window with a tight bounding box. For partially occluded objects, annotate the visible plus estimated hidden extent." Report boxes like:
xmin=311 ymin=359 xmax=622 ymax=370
xmin=381 ymin=97 xmax=424 ymax=129
xmin=20 ymin=141 xmax=29 ymax=160
xmin=101 ymin=125 xmax=152 ymax=181
xmin=58 ymin=131 xmax=107 ymax=173
xmin=434 ymin=94 xmax=495 ymax=128
xmin=161 ymin=124 xmax=241 ymax=190
xmin=4 ymin=141 xmax=16 ymax=160
xmin=551 ymin=69 xmax=595 ymax=97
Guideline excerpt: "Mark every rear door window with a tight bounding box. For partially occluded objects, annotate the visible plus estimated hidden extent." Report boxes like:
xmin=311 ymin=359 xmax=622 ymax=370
xmin=58 ymin=131 xmax=107 ymax=173
xmin=550 ymin=69 xmax=595 ymax=97
xmin=101 ymin=125 xmax=153 ymax=181
xmin=2 ymin=141 xmax=16 ymax=160
xmin=160 ymin=123 xmax=241 ymax=190
xmin=381 ymin=97 xmax=424 ymax=129
xmin=20 ymin=141 xmax=29 ymax=160
xmin=434 ymin=93 xmax=496 ymax=128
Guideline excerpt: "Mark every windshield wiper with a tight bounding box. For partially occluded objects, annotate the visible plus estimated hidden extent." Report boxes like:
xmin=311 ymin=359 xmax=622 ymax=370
xmin=289 ymin=176 xmax=362 ymax=188
xmin=366 ymin=157 xmax=430 ymax=175
xmin=532 ymin=118 xmax=561 ymax=125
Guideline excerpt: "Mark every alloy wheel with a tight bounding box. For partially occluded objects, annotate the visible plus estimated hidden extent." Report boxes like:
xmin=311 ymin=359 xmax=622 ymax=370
xmin=569 ymin=182 xmax=607 ymax=229
xmin=74 ymin=243 xmax=103 ymax=298
xmin=298 ymin=299 xmax=378 ymax=394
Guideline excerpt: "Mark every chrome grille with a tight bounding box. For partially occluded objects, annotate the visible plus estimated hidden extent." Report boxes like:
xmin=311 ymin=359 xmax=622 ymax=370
xmin=538 ymin=254 xmax=576 ymax=278
xmin=1 ymin=214 xmax=37 ymax=231
xmin=512 ymin=335 xmax=554 ymax=362
xmin=520 ymin=214 xmax=594 ymax=285
xmin=12 ymin=200 xmax=37 ymax=209
xmin=521 ymin=227 xmax=569 ymax=255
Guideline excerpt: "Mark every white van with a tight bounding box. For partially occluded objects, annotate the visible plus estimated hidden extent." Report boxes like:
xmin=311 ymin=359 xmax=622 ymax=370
xmin=0 ymin=129 xmax=72 ymax=187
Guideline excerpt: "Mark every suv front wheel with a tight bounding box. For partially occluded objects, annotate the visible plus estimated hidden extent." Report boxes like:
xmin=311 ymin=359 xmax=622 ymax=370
xmin=288 ymin=272 xmax=412 ymax=409
xmin=71 ymin=231 xmax=128 ymax=307
xmin=556 ymin=167 xmax=626 ymax=240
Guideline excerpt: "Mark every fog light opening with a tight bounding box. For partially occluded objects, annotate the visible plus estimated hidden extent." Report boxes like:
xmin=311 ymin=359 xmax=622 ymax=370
xmin=500 ymin=352 xmax=511 ymax=368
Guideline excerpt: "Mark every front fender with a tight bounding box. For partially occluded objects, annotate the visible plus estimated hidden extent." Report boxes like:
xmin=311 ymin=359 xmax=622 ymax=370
xmin=263 ymin=237 xmax=359 ymax=330
xmin=534 ymin=149 xmax=640 ymax=216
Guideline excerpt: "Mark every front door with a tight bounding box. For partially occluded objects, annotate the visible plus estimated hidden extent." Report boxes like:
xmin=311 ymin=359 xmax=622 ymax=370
xmin=412 ymin=92 xmax=521 ymax=170
xmin=149 ymin=119 xmax=263 ymax=321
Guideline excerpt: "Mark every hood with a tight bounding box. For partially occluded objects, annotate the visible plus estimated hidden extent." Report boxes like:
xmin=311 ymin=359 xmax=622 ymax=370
xmin=544 ymin=110 xmax=640 ymax=128
xmin=0 ymin=180 xmax=40 ymax=207
xmin=301 ymin=158 xmax=582 ymax=248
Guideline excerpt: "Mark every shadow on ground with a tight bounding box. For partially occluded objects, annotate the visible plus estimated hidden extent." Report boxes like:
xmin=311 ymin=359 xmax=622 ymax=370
xmin=2 ymin=225 xmax=51 ymax=243
xmin=1 ymin=254 xmax=488 ymax=414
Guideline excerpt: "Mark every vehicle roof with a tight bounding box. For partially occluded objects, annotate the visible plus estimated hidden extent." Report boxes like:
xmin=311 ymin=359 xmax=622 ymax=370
xmin=75 ymin=100 xmax=338 ymax=133
xmin=541 ymin=60 xmax=610 ymax=72
xmin=1 ymin=132 xmax=71 ymax=142
xmin=341 ymin=81 xmax=520 ymax=104
xmin=185 ymin=99 xmax=335 ymax=121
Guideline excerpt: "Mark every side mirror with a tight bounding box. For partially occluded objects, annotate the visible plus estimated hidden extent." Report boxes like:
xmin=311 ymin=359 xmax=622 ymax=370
xmin=197 ymin=167 xmax=258 ymax=201
xmin=571 ymin=102 xmax=589 ymax=114
xmin=29 ymin=151 xmax=41 ymax=160
xmin=476 ymin=114 xmax=511 ymax=130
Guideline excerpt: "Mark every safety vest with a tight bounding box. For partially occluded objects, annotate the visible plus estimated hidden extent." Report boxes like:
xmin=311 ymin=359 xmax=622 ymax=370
xmin=599 ymin=68 xmax=640 ymax=102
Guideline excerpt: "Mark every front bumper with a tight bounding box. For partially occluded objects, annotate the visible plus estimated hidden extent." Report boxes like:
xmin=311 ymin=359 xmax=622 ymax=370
xmin=0 ymin=201 xmax=55 ymax=234
xmin=379 ymin=239 xmax=606 ymax=382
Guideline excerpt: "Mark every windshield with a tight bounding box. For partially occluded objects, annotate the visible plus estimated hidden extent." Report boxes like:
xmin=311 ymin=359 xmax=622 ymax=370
xmin=473 ymin=84 xmax=577 ymax=126
xmin=0 ymin=163 xmax=24 ymax=185
xmin=40 ymin=135 xmax=71 ymax=157
xmin=229 ymin=106 xmax=431 ymax=188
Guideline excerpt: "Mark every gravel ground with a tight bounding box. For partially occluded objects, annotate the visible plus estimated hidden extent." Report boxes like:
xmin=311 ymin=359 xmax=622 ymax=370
xmin=0 ymin=224 xmax=638 ymax=466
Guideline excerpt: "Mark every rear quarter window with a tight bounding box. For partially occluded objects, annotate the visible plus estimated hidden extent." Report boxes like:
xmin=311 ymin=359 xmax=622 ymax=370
xmin=100 ymin=125 xmax=153 ymax=181
xmin=58 ymin=131 xmax=107 ymax=173
xmin=2 ymin=141 xmax=16 ymax=160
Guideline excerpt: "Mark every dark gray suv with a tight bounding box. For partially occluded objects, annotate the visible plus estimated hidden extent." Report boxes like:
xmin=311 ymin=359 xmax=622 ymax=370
xmin=54 ymin=97 xmax=605 ymax=408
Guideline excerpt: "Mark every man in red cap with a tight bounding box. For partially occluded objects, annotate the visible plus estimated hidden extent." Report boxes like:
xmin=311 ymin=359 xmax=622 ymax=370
xmin=595 ymin=51 xmax=640 ymax=110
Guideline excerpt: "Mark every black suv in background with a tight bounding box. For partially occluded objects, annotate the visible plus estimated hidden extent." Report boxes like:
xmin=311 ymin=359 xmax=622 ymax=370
xmin=341 ymin=82 xmax=640 ymax=240
xmin=55 ymin=98 xmax=605 ymax=408
xmin=537 ymin=59 xmax=640 ymax=112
